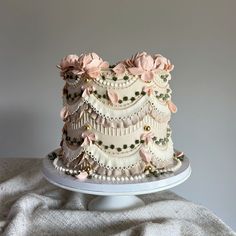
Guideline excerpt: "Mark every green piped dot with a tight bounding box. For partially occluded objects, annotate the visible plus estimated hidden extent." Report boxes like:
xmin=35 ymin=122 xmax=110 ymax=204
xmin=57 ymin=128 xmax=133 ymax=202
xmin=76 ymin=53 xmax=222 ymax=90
xmin=135 ymin=140 xmax=139 ymax=144
xmin=104 ymin=145 xmax=109 ymax=149
xmin=141 ymin=91 xmax=146 ymax=96
xmin=135 ymin=91 xmax=140 ymax=96
xmin=118 ymin=99 xmax=123 ymax=104
xmin=130 ymin=97 xmax=135 ymax=102
xmin=110 ymin=144 xmax=115 ymax=149
xmin=112 ymin=76 xmax=117 ymax=81
xmin=98 ymin=140 xmax=103 ymax=145
xmin=123 ymin=144 xmax=128 ymax=149
xmin=123 ymin=75 xmax=129 ymax=80
xmin=117 ymin=147 xmax=122 ymax=152
xmin=130 ymin=144 xmax=135 ymax=149
xmin=123 ymin=96 xmax=128 ymax=101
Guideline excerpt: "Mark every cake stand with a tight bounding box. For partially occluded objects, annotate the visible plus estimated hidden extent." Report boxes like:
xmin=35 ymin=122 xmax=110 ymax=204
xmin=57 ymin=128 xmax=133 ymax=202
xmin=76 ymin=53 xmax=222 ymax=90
xmin=41 ymin=154 xmax=191 ymax=211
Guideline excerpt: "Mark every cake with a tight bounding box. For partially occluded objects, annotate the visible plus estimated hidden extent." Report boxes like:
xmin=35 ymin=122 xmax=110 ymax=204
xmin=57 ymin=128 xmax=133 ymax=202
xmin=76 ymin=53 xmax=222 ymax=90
xmin=49 ymin=52 xmax=184 ymax=181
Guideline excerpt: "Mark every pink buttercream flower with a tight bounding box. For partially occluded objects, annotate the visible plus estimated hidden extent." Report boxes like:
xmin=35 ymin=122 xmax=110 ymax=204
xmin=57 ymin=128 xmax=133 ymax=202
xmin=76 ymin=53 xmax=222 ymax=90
xmin=142 ymin=86 xmax=154 ymax=96
xmin=127 ymin=52 xmax=158 ymax=82
xmin=81 ymin=85 xmax=95 ymax=98
xmin=75 ymin=52 xmax=109 ymax=79
xmin=154 ymin=54 xmax=174 ymax=72
xmin=139 ymin=147 xmax=152 ymax=163
xmin=81 ymin=131 xmax=97 ymax=147
xmin=141 ymin=132 xmax=155 ymax=145
xmin=60 ymin=106 xmax=69 ymax=121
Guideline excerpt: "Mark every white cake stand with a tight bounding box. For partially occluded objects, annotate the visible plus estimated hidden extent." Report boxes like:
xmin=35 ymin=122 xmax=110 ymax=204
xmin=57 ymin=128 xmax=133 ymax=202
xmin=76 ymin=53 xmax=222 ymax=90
xmin=41 ymin=155 xmax=191 ymax=211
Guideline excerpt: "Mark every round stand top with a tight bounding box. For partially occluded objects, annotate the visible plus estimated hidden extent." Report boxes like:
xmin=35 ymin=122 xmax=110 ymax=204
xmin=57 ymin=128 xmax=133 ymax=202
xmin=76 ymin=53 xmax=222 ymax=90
xmin=41 ymin=156 xmax=191 ymax=196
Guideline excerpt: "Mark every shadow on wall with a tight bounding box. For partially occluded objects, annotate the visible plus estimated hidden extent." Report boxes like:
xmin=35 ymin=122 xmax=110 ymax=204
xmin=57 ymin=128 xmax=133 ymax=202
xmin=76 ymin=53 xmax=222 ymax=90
xmin=0 ymin=107 xmax=40 ymax=157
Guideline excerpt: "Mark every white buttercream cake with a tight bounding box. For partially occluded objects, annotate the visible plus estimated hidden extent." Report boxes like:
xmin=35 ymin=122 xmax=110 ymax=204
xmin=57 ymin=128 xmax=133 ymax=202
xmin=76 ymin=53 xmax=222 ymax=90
xmin=49 ymin=52 xmax=184 ymax=181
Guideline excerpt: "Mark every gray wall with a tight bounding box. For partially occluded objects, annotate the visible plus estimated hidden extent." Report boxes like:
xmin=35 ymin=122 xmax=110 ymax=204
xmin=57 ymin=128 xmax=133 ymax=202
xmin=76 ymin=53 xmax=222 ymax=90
xmin=1 ymin=0 xmax=236 ymax=230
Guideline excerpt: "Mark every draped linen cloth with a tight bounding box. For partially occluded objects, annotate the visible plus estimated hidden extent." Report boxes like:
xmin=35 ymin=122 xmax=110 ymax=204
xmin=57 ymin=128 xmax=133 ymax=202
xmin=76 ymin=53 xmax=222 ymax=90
xmin=0 ymin=158 xmax=235 ymax=236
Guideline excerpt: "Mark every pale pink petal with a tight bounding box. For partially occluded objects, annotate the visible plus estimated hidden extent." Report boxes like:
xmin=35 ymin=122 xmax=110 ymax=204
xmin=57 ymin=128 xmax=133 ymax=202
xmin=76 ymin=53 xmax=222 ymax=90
xmin=86 ymin=67 xmax=100 ymax=78
xmin=139 ymin=147 xmax=152 ymax=163
xmin=60 ymin=106 xmax=69 ymax=120
xmin=128 ymin=67 xmax=144 ymax=75
xmin=143 ymin=86 xmax=153 ymax=96
xmin=141 ymin=55 xmax=154 ymax=71
xmin=81 ymin=137 xmax=90 ymax=147
xmin=141 ymin=71 xmax=154 ymax=82
xmin=113 ymin=63 xmax=126 ymax=75
xmin=100 ymin=61 xmax=109 ymax=69
xmin=107 ymin=89 xmax=119 ymax=105
xmin=167 ymin=100 xmax=177 ymax=113
xmin=85 ymin=58 xmax=101 ymax=69
xmin=91 ymin=52 xmax=100 ymax=60
xmin=75 ymin=171 xmax=88 ymax=181
xmin=141 ymin=132 xmax=155 ymax=145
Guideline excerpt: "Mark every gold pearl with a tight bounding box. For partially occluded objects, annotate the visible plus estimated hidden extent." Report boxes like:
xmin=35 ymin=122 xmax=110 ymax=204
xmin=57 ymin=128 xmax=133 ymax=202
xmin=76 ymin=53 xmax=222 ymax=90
xmin=145 ymin=80 xmax=151 ymax=83
xmin=144 ymin=125 xmax=151 ymax=131
xmin=84 ymin=124 xmax=91 ymax=130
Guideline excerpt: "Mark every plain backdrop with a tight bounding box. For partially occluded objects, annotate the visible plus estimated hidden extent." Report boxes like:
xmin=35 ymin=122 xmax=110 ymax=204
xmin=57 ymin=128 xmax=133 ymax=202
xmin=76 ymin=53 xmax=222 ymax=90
xmin=0 ymin=0 xmax=236 ymax=230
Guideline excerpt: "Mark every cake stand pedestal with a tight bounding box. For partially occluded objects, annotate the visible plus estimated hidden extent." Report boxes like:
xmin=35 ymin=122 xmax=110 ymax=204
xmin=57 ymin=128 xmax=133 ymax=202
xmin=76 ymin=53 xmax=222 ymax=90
xmin=41 ymin=156 xmax=191 ymax=211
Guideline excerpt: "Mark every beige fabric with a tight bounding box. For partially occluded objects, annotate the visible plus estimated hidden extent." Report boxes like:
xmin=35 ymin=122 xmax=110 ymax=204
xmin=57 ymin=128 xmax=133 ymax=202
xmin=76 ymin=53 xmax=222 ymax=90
xmin=0 ymin=158 xmax=235 ymax=236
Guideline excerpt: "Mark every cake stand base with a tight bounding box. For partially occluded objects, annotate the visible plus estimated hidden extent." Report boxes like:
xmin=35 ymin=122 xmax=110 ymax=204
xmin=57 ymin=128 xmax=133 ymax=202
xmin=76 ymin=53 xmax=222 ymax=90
xmin=88 ymin=195 xmax=145 ymax=211
xmin=41 ymin=153 xmax=191 ymax=211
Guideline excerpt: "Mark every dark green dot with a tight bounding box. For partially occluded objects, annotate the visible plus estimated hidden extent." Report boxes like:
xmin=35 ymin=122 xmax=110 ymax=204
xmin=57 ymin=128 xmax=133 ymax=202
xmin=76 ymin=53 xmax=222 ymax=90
xmin=163 ymin=78 xmax=167 ymax=82
xmin=104 ymin=145 xmax=108 ymax=149
xmin=112 ymin=76 xmax=117 ymax=81
xmin=135 ymin=140 xmax=139 ymax=144
xmin=98 ymin=94 xmax=101 ymax=98
xmin=103 ymin=94 xmax=106 ymax=99
xmin=130 ymin=144 xmax=135 ymax=149
xmin=135 ymin=91 xmax=140 ymax=96
xmin=152 ymin=137 xmax=157 ymax=141
xmin=130 ymin=97 xmax=135 ymax=102
xmin=93 ymin=90 xmax=97 ymax=94
xmin=118 ymin=99 xmax=123 ymax=104
xmin=110 ymin=144 xmax=115 ymax=149
xmin=123 ymin=96 xmax=128 ymax=101
xmin=123 ymin=144 xmax=128 ymax=149
xmin=167 ymin=89 xmax=170 ymax=93
xmin=123 ymin=75 xmax=129 ymax=80
xmin=102 ymin=75 xmax=106 ymax=80
xmin=117 ymin=147 xmax=122 ymax=152
xmin=140 ymin=140 xmax=145 ymax=144
xmin=98 ymin=140 xmax=103 ymax=145
xmin=141 ymin=91 xmax=146 ymax=95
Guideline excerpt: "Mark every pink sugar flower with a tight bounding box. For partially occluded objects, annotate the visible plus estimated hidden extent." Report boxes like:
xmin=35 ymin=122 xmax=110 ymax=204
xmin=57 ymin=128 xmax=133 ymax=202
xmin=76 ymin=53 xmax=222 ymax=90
xmin=58 ymin=54 xmax=79 ymax=71
xmin=76 ymin=52 xmax=109 ymax=79
xmin=81 ymin=131 xmax=96 ymax=147
xmin=112 ymin=63 xmax=126 ymax=75
xmin=128 ymin=52 xmax=158 ymax=82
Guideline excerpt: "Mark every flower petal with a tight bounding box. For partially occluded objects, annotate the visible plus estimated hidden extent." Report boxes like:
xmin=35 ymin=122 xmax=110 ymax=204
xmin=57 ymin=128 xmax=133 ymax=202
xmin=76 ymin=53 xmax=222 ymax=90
xmin=141 ymin=71 xmax=154 ymax=82
xmin=141 ymin=55 xmax=154 ymax=71
xmin=128 ymin=67 xmax=144 ymax=75
xmin=86 ymin=67 xmax=100 ymax=78
xmin=75 ymin=171 xmax=88 ymax=181
xmin=139 ymin=147 xmax=152 ymax=163
xmin=113 ymin=63 xmax=126 ymax=75
xmin=167 ymin=100 xmax=178 ymax=113
xmin=60 ymin=106 xmax=69 ymax=120
xmin=107 ymin=89 xmax=119 ymax=105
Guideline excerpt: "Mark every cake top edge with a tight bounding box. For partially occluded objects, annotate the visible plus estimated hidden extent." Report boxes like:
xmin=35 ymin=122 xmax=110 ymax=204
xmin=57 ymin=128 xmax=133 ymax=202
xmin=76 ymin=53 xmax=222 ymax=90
xmin=57 ymin=52 xmax=174 ymax=82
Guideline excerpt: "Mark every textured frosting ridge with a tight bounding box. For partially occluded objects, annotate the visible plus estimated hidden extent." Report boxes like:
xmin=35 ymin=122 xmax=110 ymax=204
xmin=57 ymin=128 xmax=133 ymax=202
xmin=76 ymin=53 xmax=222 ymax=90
xmin=56 ymin=52 xmax=181 ymax=181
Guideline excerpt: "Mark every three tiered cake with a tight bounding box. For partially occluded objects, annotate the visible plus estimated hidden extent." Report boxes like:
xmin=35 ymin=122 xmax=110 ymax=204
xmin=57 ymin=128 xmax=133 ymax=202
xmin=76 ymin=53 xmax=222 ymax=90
xmin=49 ymin=52 xmax=184 ymax=181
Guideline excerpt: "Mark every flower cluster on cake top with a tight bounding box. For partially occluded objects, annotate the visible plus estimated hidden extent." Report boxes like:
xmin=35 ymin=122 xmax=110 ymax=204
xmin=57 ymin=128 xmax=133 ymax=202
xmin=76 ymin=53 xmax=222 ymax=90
xmin=57 ymin=52 xmax=174 ymax=82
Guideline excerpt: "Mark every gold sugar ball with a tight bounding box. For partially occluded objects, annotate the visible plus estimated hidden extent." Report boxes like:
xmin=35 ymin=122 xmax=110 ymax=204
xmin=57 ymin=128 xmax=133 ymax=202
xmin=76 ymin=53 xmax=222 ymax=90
xmin=144 ymin=125 xmax=151 ymax=131
xmin=84 ymin=124 xmax=91 ymax=130
xmin=145 ymin=80 xmax=151 ymax=83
